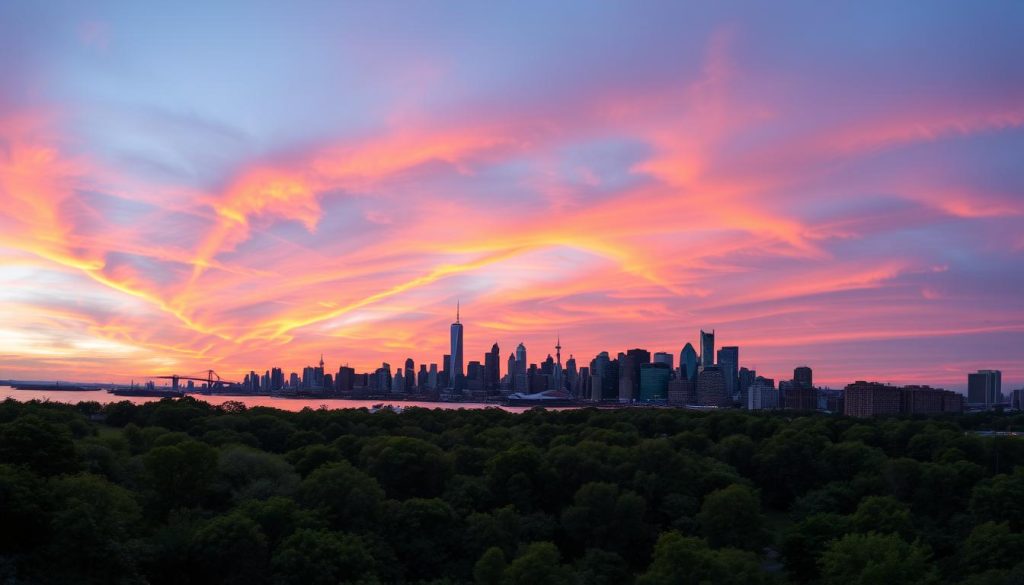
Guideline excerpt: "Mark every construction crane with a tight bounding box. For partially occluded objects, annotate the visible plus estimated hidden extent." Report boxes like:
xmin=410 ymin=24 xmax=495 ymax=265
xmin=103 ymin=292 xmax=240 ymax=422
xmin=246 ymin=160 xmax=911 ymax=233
xmin=154 ymin=370 xmax=239 ymax=392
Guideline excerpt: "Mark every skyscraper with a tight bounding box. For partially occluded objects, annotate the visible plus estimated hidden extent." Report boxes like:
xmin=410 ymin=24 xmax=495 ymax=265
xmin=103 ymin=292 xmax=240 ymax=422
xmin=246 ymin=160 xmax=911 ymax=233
xmin=449 ymin=303 xmax=464 ymax=390
xmin=700 ymin=329 xmax=715 ymax=367
xmin=405 ymin=358 xmax=415 ymax=392
xmin=717 ymin=346 xmax=738 ymax=398
xmin=680 ymin=343 xmax=698 ymax=381
xmin=968 ymin=370 xmax=1002 ymax=409
xmin=794 ymin=366 xmax=813 ymax=389
xmin=696 ymin=366 xmax=727 ymax=406
xmin=484 ymin=342 xmax=501 ymax=391
xmin=653 ymin=352 xmax=674 ymax=370
xmin=515 ymin=342 xmax=527 ymax=391
xmin=618 ymin=348 xmax=651 ymax=402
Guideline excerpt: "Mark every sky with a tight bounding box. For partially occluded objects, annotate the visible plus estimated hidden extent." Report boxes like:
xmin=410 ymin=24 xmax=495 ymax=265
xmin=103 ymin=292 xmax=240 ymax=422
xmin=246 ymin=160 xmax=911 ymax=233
xmin=0 ymin=1 xmax=1022 ymax=391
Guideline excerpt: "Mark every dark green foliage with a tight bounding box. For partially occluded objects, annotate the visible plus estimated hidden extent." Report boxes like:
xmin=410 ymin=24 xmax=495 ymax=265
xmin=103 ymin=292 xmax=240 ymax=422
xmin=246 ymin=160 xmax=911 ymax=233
xmin=818 ymin=532 xmax=938 ymax=585
xmin=696 ymin=483 xmax=767 ymax=550
xmin=0 ymin=399 xmax=1021 ymax=584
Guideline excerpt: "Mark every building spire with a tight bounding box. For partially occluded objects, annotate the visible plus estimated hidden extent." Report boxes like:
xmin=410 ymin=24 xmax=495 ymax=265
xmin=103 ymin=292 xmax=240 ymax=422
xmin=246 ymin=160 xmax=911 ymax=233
xmin=456 ymin=299 xmax=460 ymax=324
xmin=319 ymin=353 xmax=324 ymax=368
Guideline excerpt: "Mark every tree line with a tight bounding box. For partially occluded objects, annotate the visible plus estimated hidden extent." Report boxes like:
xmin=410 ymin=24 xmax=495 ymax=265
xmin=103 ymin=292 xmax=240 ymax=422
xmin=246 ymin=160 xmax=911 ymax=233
xmin=3 ymin=397 xmax=1024 ymax=584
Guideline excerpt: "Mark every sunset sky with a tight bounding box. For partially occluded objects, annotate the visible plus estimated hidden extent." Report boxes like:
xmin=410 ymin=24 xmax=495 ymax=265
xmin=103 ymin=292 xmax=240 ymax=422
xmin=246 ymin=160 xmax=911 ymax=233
xmin=1 ymin=2 xmax=1022 ymax=390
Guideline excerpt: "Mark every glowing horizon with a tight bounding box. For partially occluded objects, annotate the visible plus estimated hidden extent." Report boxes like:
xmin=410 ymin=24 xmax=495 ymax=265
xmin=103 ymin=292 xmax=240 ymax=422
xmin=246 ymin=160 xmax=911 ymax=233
xmin=1 ymin=2 xmax=1022 ymax=391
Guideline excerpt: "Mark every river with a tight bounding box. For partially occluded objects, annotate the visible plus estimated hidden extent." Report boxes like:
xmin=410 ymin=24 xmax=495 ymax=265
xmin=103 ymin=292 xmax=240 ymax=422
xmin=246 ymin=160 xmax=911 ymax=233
xmin=0 ymin=385 xmax=563 ymax=413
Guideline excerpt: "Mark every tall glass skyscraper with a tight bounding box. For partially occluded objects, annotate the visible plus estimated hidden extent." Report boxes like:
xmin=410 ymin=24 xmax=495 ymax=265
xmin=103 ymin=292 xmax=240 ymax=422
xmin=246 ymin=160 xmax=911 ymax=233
xmin=680 ymin=343 xmax=698 ymax=381
xmin=700 ymin=329 xmax=715 ymax=367
xmin=448 ymin=303 xmax=464 ymax=389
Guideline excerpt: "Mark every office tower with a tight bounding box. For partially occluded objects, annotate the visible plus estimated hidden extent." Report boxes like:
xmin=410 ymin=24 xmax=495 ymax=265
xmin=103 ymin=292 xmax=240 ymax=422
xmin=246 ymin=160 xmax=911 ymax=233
xmin=781 ymin=381 xmax=817 ymax=411
xmin=289 ymin=372 xmax=300 ymax=388
xmin=553 ymin=336 xmax=564 ymax=391
xmin=515 ymin=342 xmax=528 ymax=392
xmin=392 ymin=369 xmax=405 ymax=393
xmin=507 ymin=353 xmax=517 ymax=387
xmin=405 ymin=358 xmax=415 ymax=392
xmin=337 ymin=366 xmax=355 ymax=393
xmin=270 ymin=367 xmax=284 ymax=392
xmin=696 ymin=366 xmax=727 ymax=406
xmin=680 ymin=343 xmax=698 ymax=381
xmin=485 ymin=342 xmax=501 ymax=391
xmin=639 ymin=362 xmax=671 ymax=401
xmin=467 ymin=361 xmax=484 ymax=393
xmin=577 ymin=365 xmax=590 ymax=398
xmin=618 ymin=348 xmax=651 ymax=402
xmin=417 ymin=364 xmax=428 ymax=389
xmin=717 ymin=346 xmax=739 ymax=398
xmin=516 ymin=343 xmax=527 ymax=376
xmin=794 ymin=366 xmax=813 ymax=389
xmin=738 ymin=367 xmax=754 ymax=403
xmin=844 ymin=381 xmax=901 ymax=417
xmin=590 ymin=351 xmax=616 ymax=401
xmin=653 ymin=352 xmax=674 ymax=370
xmin=377 ymin=363 xmax=392 ymax=392
xmin=968 ymin=370 xmax=1002 ymax=409
xmin=747 ymin=377 xmax=778 ymax=410
xmin=565 ymin=355 xmax=577 ymax=394
xmin=428 ymin=363 xmax=438 ymax=389
xmin=449 ymin=303 xmax=464 ymax=389
xmin=667 ymin=378 xmax=695 ymax=405
xmin=700 ymin=329 xmax=715 ymax=367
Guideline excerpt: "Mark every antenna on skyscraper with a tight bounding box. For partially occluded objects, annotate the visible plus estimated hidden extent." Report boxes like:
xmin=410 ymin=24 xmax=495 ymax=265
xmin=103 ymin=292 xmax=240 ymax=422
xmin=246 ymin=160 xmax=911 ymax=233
xmin=456 ymin=299 xmax=460 ymax=323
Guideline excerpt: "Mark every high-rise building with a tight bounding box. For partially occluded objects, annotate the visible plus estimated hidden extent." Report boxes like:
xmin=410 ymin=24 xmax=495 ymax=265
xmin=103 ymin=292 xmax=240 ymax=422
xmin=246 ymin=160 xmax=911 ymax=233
xmin=337 ymin=366 xmax=355 ymax=393
xmin=700 ymin=329 xmax=715 ymax=367
xmin=404 ymin=358 xmax=415 ymax=392
xmin=680 ymin=343 xmax=698 ymax=381
xmin=738 ymin=367 xmax=755 ymax=403
xmin=653 ymin=352 xmax=674 ymax=370
xmin=515 ymin=342 xmax=528 ymax=392
xmin=428 ymin=363 xmax=438 ymax=389
xmin=747 ymin=377 xmax=778 ymax=410
xmin=590 ymin=351 xmax=618 ymax=401
xmin=696 ymin=366 xmax=727 ymax=407
xmin=967 ymin=370 xmax=1002 ymax=409
xmin=844 ymin=381 xmax=901 ymax=417
xmin=417 ymin=364 xmax=428 ymax=389
xmin=618 ymin=348 xmax=651 ymax=402
xmin=484 ymin=342 xmax=501 ymax=391
xmin=717 ymin=346 xmax=738 ymax=398
xmin=794 ymin=366 xmax=813 ymax=389
xmin=565 ymin=355 xmax=578 ymax=394
xmin=449 ymin=303 xmax=464 ymax=390
xmin=506 ymin=353 xmax=517 ymax=388
xmin=639 ymin=362 xmax=671 ymax=401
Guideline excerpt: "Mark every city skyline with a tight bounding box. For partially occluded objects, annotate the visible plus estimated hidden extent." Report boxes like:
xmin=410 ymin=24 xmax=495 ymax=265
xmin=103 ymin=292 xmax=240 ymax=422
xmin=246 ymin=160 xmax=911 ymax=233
xmin=1 ymin=2 xmax=1023 ymax=390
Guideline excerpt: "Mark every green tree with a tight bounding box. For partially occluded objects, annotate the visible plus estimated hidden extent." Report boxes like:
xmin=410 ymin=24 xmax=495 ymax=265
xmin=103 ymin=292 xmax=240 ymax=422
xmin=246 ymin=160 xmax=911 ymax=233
xmin=561 ymin=482 xmax=651 ymax=562
xmin=144 ymin=439 xmax=218 ymax=511
xmin=359 ymin=436 xmax=453 ymax=499
xmin=696 ymin=484 xmax=766 ymax=550
xmin=190 ymin=513 xmax=269 ymax=585
xmin=851 ymin=496 xmax=913 ymax=538
xmin=575 ymin=549 xmax=631 ymax=585
xmin=781 ymin=513 xmax=852 ymax=583
xmin=0 ymin=415 xmax=78 ymax=476
xmin=40 ymin=473 xmax=143 ymax=583
xmin=502 ymin=542 xmax=577 ymax=585
xmin=473 ymin=547 xmax=506 ymax=585
xmin=819 ymin=532 xmax=938 ymax=585
xmin=297 ymin=461 xmax=384 ymax=530
xmin=960 ymin=521 xmax=1024 ymax=576
xmin=636 ymin=532 xmax=764 ymax=585
xmin=270 ymin=529 xmax=377 ymax=585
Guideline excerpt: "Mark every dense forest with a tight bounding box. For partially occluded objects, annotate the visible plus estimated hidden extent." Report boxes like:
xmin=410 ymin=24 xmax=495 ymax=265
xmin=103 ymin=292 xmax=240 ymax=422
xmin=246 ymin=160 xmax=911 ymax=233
xmin=3 ymin=398 xmax=1024 ymax=584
